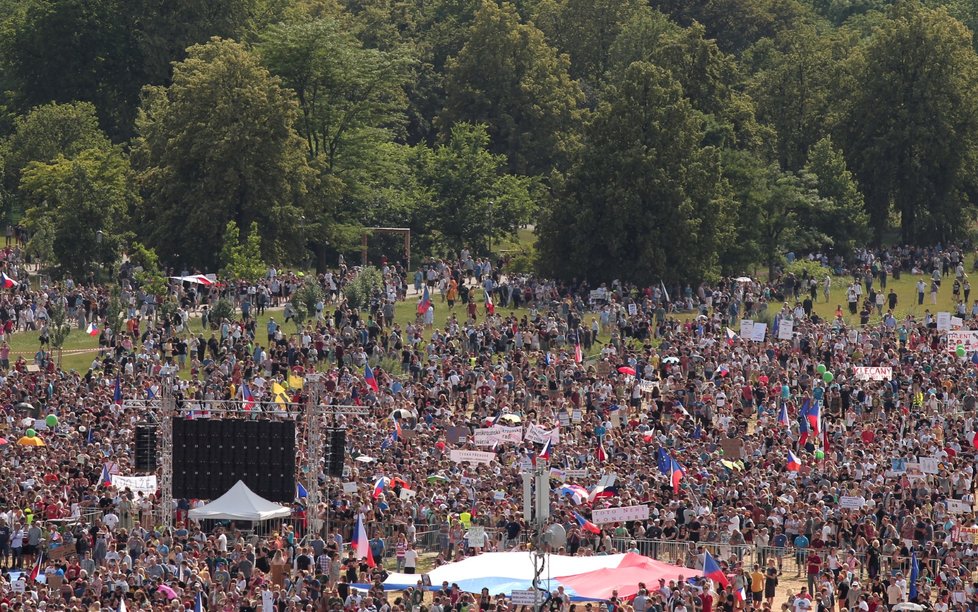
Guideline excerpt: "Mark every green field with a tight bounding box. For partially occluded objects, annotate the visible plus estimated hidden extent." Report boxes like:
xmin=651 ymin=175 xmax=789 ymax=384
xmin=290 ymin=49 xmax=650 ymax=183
xmin=14 ymin=257 xmax=974 ymax=374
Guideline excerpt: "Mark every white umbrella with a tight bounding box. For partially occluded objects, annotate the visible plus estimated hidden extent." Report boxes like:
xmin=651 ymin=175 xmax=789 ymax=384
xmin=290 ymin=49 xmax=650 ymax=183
xmin=354 ymin=455 xmax=376 ymax=463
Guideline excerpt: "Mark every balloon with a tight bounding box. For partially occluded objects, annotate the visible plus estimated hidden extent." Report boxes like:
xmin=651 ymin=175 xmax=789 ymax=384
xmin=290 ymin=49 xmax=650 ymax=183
xmin=816 ymin=364 xmax=827 ymax=374
xmin=45 ymin=415 xmax=58 ymax=428
xmin=814 ymin=450 xmax=825 ymax=460
xmin=26 ymin=428 xmax=36 ymax=438
xmin=957 ymin=345 xmax=967 ymax=357
xmin=823 ymin=372 xmax=834 ymax=383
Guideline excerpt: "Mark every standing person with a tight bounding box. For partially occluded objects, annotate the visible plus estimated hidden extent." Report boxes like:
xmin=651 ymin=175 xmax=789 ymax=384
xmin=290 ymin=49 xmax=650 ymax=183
xmin=917 ymin=279 xmax=926 ymax=305
xmin=823 ymin=276 xmax=831 ymax=303
xmin=404 ymin=542 xmax=418 ymax=575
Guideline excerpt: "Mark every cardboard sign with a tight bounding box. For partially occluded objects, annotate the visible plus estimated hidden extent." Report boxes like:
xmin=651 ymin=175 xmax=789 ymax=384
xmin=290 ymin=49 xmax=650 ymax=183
xmin=627 ymin=303 xmax=638 ymax=316
xmin=778 ymin=320 xmax=793 ymax=341
xmin=948 ymin=331 xmax=978 ymax=353
xmin=953 ymin=525 xmax=978 ymax=544
xmin=525 ymin=424 xmax=559 ymax=444
xmin=572 ymin=409 xmax=582 ymax=423
xmin=399 ymin=488 xmax=417 ymax=501
xmin=445 ymin=426 xmax=470 ymax=444
xmin=449 ymin=450 xmax=496 ymax=465
xmin=591 ymin=504 xmax=650 ymax=524
xmin=342 ymin=482 xmax=359 ymax=493
xmin=919 ymin=457 xmax=940 ymax=474
xmin=558 ymin=412 xmax=571 ymax=427
xmin=589 ymin=289 xmax=608 ymax=302
xmin=952 ymin=316 xmax=964 ymax=330
xmin=473 ymin=428 xmax=502 ymax=446
xmin=466 ymin=526 xmax=486 ymax=546
xmin=937 ymin=312 xmax=952 ymax=331
xmin=110 ymin=475 xmax=158 ymax=496
xmin=947 ymin=499 xmax=972 ymax=514
xmin=750 ymin=323 xmax=767 ymax=342
xmin=853 ymin=367 xmax=892 ymax=381
xmin=839 ymin=496 xmax=865 ymax=509
xmin=638 ymin=380 xmax=657 ymax=393
xmin=740 ymin=320 xmax=754 ymax=338
xmin=493 ymin=491 xmax=506 ymax=501
xmin=511 ymin=590 xmax=540 ymax=605
xmin=565 ymin=469 xmax=589 ymax=479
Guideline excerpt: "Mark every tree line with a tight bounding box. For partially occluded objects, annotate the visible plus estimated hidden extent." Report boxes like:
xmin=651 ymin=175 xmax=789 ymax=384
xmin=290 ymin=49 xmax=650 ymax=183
xmin=0 ymin=0 xmax=976 ymax=284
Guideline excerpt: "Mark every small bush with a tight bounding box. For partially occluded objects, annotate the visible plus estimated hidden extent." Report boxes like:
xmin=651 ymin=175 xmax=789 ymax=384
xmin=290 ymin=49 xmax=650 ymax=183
xmin=345 ymin=266 xmax=384 ymax=311
xmin=784 ymin=259 xmax=832 ymax=280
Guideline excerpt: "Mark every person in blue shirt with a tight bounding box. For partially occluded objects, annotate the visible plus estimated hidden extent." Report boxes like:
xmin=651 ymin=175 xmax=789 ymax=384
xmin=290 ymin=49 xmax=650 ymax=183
xmin=772 ymin=531 xmax=788 ymax=571
xmin=793 ymin=533 xmax=810 ymax=576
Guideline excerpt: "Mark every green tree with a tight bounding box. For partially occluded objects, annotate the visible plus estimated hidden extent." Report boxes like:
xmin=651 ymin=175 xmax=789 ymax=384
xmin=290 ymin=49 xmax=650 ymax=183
xmin=133 ymin=38 xmax=313 ymax=271
xmin=414 ymin=123 xmax=537 ymax=254
xmin=18 ymin=146 xmax=135 ymax=278
xmin=1 ymin=102 xmax=110 ymax=220
xmin=1 ymin=0 xmax=145 ymax=139
xmin=290 ymin=277 xmax=324 ymax=330
xmin=440 ymin=0 xmax=584 ymax=175
xmin=47 ymin=300 xmax=71 ymax=366
xmin=835 ymin=2 xmax=978 ymax=242
xmin=344 ymin=265 xmax=383 ymax=310
xmin=128 ymin=241 xmax=168 ymax=296
xmin=219 ymin=221 xmax=266 ymax=282
xmin=538 ymin=62 xmax=728 ymax=284
xmin=799 ymin=137 xmax=869 ymax=254
xmin=532 ymin=0 xmax=644 ymax=85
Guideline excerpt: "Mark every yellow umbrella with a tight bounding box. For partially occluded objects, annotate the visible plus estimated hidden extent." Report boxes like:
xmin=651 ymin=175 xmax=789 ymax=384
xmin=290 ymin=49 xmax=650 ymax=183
xmin=17 ymin=436 xmax=45 ymax=447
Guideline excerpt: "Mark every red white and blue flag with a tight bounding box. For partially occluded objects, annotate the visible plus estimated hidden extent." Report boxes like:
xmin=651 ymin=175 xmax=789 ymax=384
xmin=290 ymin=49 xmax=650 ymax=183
xmin=417 ymin=286 xmax=431 ymax=315
xmin=573 ymin=511 xmax=601 ymax=535
xmin=364 ymin=364 xmax=379 ymax=392
xmin=777 ymin=403 xmax=790 ymax=429
xmin=538 ymin=438 xmax=553 ymax=461
xmin=670 ymin=458 xmax=685 ymax=494
xmin=596 ymin=440 xmax=607 ymax=463
xmin=372 ymin=476 xmax=389 ymax=499
xmin=735 ymin=587 xmax=747 ymax=601
xmin=787 ymin=450 xmax=802 ymax=471
xmin=101 ymin=464 xmax=113 ymax=487
xmin=352 ymin=513 xmax=376 ymax=567
xmin=86 ymin=322 xmax=99 ymax=337
xmin=703 ymin=550 xmax=729 ymax=588
xmin=0 ymin=273 xmax=15 ymax=289
xmin=241 ymin=383 xmax=255 ymax=411
xmin=485 ymin=290 xmax=495 ymax=315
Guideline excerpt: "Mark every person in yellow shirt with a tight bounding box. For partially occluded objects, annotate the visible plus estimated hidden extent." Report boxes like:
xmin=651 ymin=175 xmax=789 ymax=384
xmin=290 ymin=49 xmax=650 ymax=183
xmin=459 ymin=511 xmax=472 ymax=529
xmin=750 ymin=564 xmax=765 ymax=603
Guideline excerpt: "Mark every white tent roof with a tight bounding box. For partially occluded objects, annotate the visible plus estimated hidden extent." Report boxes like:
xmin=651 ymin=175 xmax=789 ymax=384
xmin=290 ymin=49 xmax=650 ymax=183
xmin=187 ymin=481 xmax=292 ymax=522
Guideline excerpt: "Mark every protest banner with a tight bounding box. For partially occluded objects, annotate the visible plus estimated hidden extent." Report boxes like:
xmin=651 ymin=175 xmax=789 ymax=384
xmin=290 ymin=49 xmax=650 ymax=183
xmin=473 ymin=428 xmax=501 ymax=446
xmin=953 ymin=525 xmax=978 ymax=544
xmin=450 ymin=450 xmax=496 ymax=465
xmin=740 ymin=320 xmax=754 ymax=338
xmin=591 ymin=504 xmax=650 ymax=524
xmin=525 ymin=424 xmax=559 ymax=444
xmin=778 ymin=320 xmax=793 ymax=340
xmin=853 ymin=367 xmax=892 ymax=381
xmin=110 ymin=475 xmax=158 ymax=496
xmin=937 ymin=312 xmax=952 ymax=331
xmin=511 ymin=591 xmax=540 ymax=605
xmin=918 ymin=457 xmax=941 ymax=474
xmin=838 ymin=496 xmax=865 ymax=509
xmin=948 ymin=330 xmax=978 ymax=353
xmin=342 ymin=482 xmax=359 ymax=493
xmin=946 ymin=499 xmax=972 ymax=514
xmin=399 ymin=488 xmax=416 ymax=500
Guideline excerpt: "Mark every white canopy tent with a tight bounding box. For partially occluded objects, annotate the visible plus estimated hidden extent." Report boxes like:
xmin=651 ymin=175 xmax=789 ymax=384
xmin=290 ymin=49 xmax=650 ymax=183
xmin=188 ymin=481 xmax=292 ymax=522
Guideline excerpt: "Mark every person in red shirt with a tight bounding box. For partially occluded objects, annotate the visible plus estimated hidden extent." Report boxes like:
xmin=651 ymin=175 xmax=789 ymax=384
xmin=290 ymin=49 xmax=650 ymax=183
xmin=700 ymin=589 xmax=714 ymax=612
xmin=807 ymin=551 xmax=822 ymax=595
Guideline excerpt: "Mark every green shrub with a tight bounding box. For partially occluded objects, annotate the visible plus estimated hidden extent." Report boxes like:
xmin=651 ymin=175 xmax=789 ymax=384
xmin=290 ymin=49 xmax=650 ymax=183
xmin=345 ymin=266 xmax=383 ymax=311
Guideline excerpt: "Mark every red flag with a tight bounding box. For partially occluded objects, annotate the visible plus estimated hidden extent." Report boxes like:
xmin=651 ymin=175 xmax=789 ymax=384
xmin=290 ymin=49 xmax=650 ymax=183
xmin=29 ymin=552 xmax=43 ymax=582
xmin=596 ymin=440 xmax=607 ymax=463
xmin=823 ymin=429 xmax=831 ymax=459
xmin=972 ymin=431 xmax=978 ymax=450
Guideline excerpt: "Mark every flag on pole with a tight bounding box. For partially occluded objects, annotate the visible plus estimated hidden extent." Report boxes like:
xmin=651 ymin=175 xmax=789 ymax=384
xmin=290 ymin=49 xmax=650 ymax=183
xmin=669 ymin=458 xmax=685 ymax=494
xmin=119 ymin=596 xmax=128 ymax=612
xmin=113 ymin=375 xmax=122 ymax=405
xmin=787 ymin=450 xmax=802 ymax=471
xmin=777 ymin=403 xmax=790 ymax=429
xmin=485 ymin=290 xmax=495 ymax=315
xmin=724 ymin=328 xmax=738 ymax=344
xmin=372 ymin=476 xmax=389 ymax=499
xmin=296 ymin=482 xmax=308 ymax=499
xmin=656 ymin=448 xmax=672 ymax=475
xmin=101 ymin=464 xmax=113 ymax=487
xmin=575 ymin=343 xmax=583 ymax=364
xmin=703 ymin=551 xmax=728 ymax=588
xmin=660 ymin=280 xmax=670 ymax=303
xmin=538 ymin=439 xmax=553 ymax=461
xmin=86 ymin=322 xmax=99 ymax=336
xmin=240 ymin=383 xmax=255 ymax=411
xmin=0 ymin=273 xmax=15 ymax=289
xmin=573 ymin=511 xmax=601 ymax=535
xmin=735 ymin=587 xmax=746 ymax=602
xmin=352 ymin=514 xmax=376 ymax=567
xmin=28 ymin=552 xmax=43 ymax=582
xmin=596 ymin=440 xmax=607 ymax=463
xmin=909 ymin=551 xmax=919 ymax=600
xmin=364 ymin=364 xmax=379 ymax=392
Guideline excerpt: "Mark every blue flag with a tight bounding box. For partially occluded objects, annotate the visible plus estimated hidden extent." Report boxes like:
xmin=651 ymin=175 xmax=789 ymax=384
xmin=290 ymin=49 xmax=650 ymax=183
xmin=656 ymin=448 xmax=671 ymax=476
xmin=296 ymin=483 xmax=308 ymax=499
xmin=909 ymin=551 xmax=919 ymax=600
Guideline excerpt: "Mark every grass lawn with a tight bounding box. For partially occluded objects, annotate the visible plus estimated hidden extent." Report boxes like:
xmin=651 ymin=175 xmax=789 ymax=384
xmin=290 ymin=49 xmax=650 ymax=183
xmin=15 ymin=255 xmax=975 ymax=374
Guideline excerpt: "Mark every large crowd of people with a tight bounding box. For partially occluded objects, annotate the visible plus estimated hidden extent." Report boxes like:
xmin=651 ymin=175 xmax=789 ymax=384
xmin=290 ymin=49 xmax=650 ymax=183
xmin=0 ymin=244 xmax=977 ymax=612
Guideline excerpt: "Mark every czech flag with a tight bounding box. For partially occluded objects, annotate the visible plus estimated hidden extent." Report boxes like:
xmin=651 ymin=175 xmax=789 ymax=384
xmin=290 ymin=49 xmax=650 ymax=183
xmin=724 ymin=327 xmax=737 ymax=345
xmin=798 ymin=410 xmax=810 ymax=446
xmin=101 ymin=464 xmax=113 ymax=487
xmin=735 ymin=587 xmax=746 ymax=602
xmin=364 ymin=364 xmax=379 ymax=392
xmin=372 ymin=476 xmax=390 ymax=499
xmin=113 ymin=375 xmax=122 ymax=405
xmin=703 ymin=550 xmax=729 ymax=588
xmin=0 ymin=273 xmax=15 ymax=289
xmin=417 ymin=286 xmax=431 ymax=315
xmin=538 ymin=439 xmax=553 ymax=461
xmin=559 ymin=484 xmax=589 ymax=505
xmin=352 ymin=513 xmax=376 ymax=567
xmin=805 ymin=400 xmax=820 ymax=433
xmin=485 ymin=290 xmax=495 ymax=315
xmin=28 ymin=552 xmax=43 ymax=582
xmin=787 ymin=450 xmax=802 ymax=471
xmin=669 ymin=458 xmax=685 ymax=494
xmin=777 ymin=403 xmax=790 ymax=429
xmin=573 ymin=511 xmax=601 ymax=535
xmin=241 ymin=383 xmax=255 ymax=411
xmin=596 ymin=440 xmax=607 ymax=463
xmin=86 ymin=322 xmax=99 ymax=336
xmin=588 ymin=484 xmax=619 ymax=503
xmin=575 ymin=343 xmax=583 ymax=364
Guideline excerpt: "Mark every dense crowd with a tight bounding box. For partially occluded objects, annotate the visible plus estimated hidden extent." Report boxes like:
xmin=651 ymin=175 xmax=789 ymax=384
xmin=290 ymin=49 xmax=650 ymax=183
xmin=0 ymin=245 xmax=977 ymax=612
